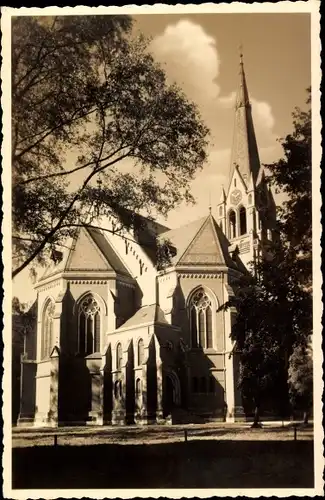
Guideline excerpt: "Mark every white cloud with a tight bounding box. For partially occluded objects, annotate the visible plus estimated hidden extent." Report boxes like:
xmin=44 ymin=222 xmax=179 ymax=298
xmin=151 ymin=19 xmax=220 ymax=106
xmin=151 ymin=19 xmax=277 ymax=152
xmin=151 ymin=20 xmax=282 ymax=228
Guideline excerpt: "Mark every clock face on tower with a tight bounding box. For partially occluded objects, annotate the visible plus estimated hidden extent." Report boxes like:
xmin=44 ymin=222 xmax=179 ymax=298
xmin=230 ymin=189 xmax=242 ymax=206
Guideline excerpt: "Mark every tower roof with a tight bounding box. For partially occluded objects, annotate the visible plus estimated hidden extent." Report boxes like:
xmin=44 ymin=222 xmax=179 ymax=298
xmin=228 ymin=52 xmax=261 ymax=190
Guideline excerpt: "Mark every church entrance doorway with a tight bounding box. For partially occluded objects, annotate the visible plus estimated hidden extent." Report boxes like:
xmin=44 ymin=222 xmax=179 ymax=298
xmin=163 ymin=370 xmax=181 ymax=417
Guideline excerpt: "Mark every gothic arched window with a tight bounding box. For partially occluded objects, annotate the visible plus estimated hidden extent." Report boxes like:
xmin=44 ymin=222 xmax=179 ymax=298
xmin=239 ymin=206 xmax=247 ymax=236
xmin=41 ymin=299 xmax=55 ymax=359
xmin=228 ymin=210 xmax=236 ymax=239
xmin=78 ymin=295 xmax=101 ymax=355
xmin=137 ymin=338 xmax=144 ymax=366
xmin=190 ymin=288 xmax=214 ymax=349
xmin=116 ymin=343 xmax=123 ymax=370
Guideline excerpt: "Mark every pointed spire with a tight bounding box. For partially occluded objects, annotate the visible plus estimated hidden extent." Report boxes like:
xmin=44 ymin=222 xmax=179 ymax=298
xmin=219 ymin=185 xmax=226 ymax=204
xmin=228 ymin=50 xmax=261 ymax=189
xmin=236 ymin=47 xmax=250 ymax=109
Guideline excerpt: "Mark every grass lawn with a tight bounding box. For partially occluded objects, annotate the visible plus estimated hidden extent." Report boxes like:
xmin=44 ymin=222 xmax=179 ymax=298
xmin=12 ymin=423 xmax=314 ymax=489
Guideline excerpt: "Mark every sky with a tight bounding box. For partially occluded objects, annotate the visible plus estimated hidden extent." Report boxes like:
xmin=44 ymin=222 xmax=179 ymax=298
xmin=12 ymin=12 xmax=311 ymax=304
xmin=133 ymin=13 xmax=311 ymax=225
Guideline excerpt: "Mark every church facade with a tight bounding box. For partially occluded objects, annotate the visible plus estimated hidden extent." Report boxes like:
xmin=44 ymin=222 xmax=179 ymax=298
xmin=18 ymin=56 xmax=276 ymax=427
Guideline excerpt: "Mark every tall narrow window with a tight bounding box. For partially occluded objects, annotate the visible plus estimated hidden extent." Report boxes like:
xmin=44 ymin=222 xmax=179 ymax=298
xmin=135 ymin=378 xmax=141 ymax=396
xmin=198 ymin=310 xmax=205 ymax=348
xmin=229 ymin=210 xmax=236 ymax=239
xmin=116 ymin=343 xmax=123 ymax=370
xmin=239 ymin=206 xmax=247 ymax=235
xmin=137 ymin=339 xmax=144 ymax=366
xmin=191 ymin=306 xmax=198 ymax=348
xmin=206 ymin=307 xmax=213 ymax=348
xmin=190 ymin=288 xmax=214 ymax=349
xmin=41 ymin=300 xmax=55 ymax=359
xmin=192 ymin=377 xmax=198 ymax=393
xmin=78 ymin=295 xmax=101 ymax=355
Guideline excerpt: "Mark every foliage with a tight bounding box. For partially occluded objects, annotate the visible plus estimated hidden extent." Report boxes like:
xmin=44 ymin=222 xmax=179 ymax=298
xmin=288 ymin=344 xmax=313 ymax=416
xmin=220 ymin=89 xmax=312 ymax=422
xmin=12 ymin=15 xmax=209 ymax=278
xmin=12 ymin=297 xmax=36 ymax=342
xmin=266 ymin=87 xmax=312 ymax=260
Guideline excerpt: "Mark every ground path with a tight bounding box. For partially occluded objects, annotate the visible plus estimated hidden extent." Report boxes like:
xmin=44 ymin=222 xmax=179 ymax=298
xmin=13 ymin=421 xmax=313 ymax=448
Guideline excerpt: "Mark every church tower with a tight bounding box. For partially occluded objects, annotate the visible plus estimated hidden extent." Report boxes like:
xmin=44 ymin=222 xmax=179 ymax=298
xmin=217 ymin=51 xmax=276 ymax=270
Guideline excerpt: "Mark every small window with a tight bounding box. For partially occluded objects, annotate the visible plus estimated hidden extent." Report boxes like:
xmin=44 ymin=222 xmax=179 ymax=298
xmin=137 ymin=339 xmax=144 ymax=365
xmin=116 ymin=343 xmax=123 ymax=370
xmin=135 ymin=378 xmax=141 ymax=396
xmin=219 ymin=206 xmax=223 ymax=216
xmin=234 ymin=179 xmax=237 ymax=187
xmin=228 ymin=210 xmax=236 ymax=239
xmin=248 ymin=194 xmax=252 ymax=205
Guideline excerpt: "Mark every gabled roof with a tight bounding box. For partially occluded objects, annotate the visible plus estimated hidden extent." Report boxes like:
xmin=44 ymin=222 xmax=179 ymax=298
xmin=39 ymin=226 xmax=132 ymax=282
xmin=159 ymin=216 xmax=209 ymax=265
xmin=86 ymin=226 xmax=130 ymax=276
xmin=160 ymin=214 xmax=245 ymax=272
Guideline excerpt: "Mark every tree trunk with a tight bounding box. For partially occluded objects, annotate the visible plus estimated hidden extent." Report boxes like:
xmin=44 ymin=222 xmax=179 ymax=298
xmin=251 ymin=403 xmax=262 ymax=428
xmin=303 ymin=410 xmax=309 ymax=425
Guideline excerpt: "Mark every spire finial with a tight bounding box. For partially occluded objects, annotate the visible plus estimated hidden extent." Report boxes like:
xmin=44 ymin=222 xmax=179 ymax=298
xmin=208 ymin=190 xmax=212 ymax=214
xmin=239 ymin=43 xmax=244 ymax=64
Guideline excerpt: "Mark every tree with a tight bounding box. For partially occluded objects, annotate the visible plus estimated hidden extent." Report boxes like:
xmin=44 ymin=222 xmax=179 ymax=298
xmin=12 ymin=15 xmax=209 ymax=278
xmin=227 ymin=275 xmax=285 ymax=428
xmin=12 ymin=297 xmax=37 ymax=423
xmin=266 ymin=87 xmax=312 ymax=284
xmin=288 ymin=344 xmax=313 ymax=424
xmin=219 ymin=90 xmax=312 ymax=426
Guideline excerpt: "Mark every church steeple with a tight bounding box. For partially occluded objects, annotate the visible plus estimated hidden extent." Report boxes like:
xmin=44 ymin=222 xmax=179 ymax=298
xmin=228 ymin=51 xmax=261 ymax=189
xmin=236 ymin=50 xmax=250 ymax=109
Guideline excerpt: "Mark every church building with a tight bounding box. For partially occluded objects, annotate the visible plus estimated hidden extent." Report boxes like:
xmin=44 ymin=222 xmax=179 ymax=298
xmin=18 ymin=55 xmax=276 ymax=427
